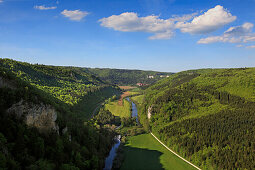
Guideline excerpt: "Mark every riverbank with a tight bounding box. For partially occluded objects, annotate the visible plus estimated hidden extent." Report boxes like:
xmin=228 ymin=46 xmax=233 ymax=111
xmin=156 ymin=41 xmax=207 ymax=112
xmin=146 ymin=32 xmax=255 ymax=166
xmin=103 ymin=90 xmax=142 ymax=170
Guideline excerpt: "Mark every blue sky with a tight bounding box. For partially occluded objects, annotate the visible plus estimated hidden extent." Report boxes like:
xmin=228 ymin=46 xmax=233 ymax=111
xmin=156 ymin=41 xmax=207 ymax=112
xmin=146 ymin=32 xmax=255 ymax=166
xmin=0 ymin=0 xmax=255 ymax=72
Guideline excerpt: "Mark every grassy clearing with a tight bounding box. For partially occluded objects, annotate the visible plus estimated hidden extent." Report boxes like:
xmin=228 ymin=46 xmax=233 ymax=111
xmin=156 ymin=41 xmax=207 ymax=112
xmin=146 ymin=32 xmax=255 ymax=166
xmin=121 ymin=134 xmax=196 ymax=170
xmin=119 ymin=86 xmax=136 ymax=90
xmin=131 ymin=95 xmax=144 ymax=105
xmin=129 ymin=87 xmax=142 ymax=92
xmin=128 ymin=91 xmax=140 ymax=96
xmin=105 ymin=99 xmax=131 ymax=118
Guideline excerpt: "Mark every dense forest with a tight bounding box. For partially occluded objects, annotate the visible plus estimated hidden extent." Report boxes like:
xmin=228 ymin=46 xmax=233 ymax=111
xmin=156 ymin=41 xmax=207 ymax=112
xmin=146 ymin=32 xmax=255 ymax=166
xmin=80 ymin=67 xmax=172 ymax=85
xmin=0 ymin=59 xmax=121 ymax=169
xmin=2 ymin=58 xmax=255 ymax=169
xmin=140 ymin=68 xmax=255 ymax=169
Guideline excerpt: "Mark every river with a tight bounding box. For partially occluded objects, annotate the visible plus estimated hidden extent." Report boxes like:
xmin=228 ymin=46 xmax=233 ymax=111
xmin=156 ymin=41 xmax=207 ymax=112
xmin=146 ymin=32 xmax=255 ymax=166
xmin=126 ymin=97 xmax=139 ymax=124
xmin=103 ymin=97 xmax=139 ymax=170
xmin=103 ymin=135 xmax=121 ymax=170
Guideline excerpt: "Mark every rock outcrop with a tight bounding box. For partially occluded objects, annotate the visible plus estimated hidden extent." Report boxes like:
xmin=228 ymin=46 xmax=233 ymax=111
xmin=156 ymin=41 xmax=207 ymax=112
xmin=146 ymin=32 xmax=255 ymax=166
xmin=0 ymin=76 xmax=16 ymax=89
xmin=7 ymin=100 xmax=59 ymax=133
xmin=147 ymin=106 xmax=152 ymax=119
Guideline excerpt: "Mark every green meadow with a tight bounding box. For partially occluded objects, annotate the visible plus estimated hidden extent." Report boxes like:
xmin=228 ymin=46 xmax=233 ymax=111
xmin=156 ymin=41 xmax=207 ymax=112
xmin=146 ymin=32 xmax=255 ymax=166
xmin=131 ymin=95 xmax=144 ymax=105
xmin=121 ymin=134 xmax=196 ymax=170
xmin=104 ymin=99 xmax=131 ymax=118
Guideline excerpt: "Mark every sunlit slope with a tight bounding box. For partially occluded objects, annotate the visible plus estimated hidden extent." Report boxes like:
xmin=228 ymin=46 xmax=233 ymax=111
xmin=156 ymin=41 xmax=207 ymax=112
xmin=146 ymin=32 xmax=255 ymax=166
xmin=143 ymin=67 xmax=255 ymax=169
xmin=0 ymin=60 xmax=116 ymax=169
xmin=0 ymin=58 xmax=122 ymax=120
xmin=0 ymin=58 xmax=111 ymax=105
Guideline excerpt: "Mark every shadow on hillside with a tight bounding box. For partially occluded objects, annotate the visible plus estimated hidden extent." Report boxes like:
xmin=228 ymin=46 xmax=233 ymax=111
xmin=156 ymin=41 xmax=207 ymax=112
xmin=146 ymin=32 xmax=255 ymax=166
xmin=121 ymin=146 xmax=163 ymax=170
xmin=72 ymin=87 xmax=121 ymax=119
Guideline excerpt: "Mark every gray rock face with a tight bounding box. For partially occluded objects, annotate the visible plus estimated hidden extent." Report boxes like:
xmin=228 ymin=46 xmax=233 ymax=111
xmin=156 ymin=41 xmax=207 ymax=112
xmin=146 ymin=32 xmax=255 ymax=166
xmin=0 ymin=76 xmax=16 ymax=89
xmin=7 ymin=100 xmax=59 ymax=133
xmin=62 ymin=127 xmax=68 ymax=134
xmin=148 ymin=106 xmax=152 ymax=119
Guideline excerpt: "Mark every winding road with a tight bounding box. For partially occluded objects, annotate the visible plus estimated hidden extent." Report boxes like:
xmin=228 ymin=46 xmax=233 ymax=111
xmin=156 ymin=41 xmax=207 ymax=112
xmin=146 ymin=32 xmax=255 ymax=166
xmin=90 ymin=102 xmax=104 ymax=118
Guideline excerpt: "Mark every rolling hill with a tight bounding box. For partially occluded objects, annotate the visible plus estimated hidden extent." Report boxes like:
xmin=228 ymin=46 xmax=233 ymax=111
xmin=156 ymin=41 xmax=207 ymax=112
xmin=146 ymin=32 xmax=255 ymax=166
xmin=0 ymin=58 xmax=120 ymax=169
xmin=81 ymin=67 xmax=172 ymax=85
xmin=140 ymin=68 xmax=255 ymax=169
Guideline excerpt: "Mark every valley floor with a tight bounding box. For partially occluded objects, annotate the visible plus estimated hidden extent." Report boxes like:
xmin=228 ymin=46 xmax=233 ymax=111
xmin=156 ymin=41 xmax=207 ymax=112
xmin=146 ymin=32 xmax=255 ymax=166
xmin=121 ymin=133 xmax=196 ymax=170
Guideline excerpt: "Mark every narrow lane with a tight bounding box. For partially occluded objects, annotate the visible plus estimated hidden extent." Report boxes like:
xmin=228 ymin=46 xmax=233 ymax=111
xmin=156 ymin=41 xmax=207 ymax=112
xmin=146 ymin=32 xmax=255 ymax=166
xmin=150 ymin=133 xmax=201 ymax=170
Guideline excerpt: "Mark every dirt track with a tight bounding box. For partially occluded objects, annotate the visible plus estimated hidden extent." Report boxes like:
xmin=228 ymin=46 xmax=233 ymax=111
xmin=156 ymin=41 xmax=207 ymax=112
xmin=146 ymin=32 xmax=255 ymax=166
xmin=118 ymin=91 xmax=130 ymax=106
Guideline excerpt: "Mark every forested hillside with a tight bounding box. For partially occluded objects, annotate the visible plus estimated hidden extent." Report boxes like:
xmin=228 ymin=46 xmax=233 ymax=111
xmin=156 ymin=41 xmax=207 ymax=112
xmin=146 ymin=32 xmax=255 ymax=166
xmin=0 ymin=59 xmax=107 ymax=105
xmin=140 ymin=68 xmax=255 ymax=169
xmin=0 ymin=59 xmax=120 ymax=169
xmin=81 ymin=67 xmax=172 ymax=85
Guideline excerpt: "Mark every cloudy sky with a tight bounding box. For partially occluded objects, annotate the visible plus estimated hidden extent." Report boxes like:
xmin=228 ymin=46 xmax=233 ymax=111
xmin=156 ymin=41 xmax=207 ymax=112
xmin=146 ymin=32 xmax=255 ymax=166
xmin=0 ymin=0 xmax=255 ymax=72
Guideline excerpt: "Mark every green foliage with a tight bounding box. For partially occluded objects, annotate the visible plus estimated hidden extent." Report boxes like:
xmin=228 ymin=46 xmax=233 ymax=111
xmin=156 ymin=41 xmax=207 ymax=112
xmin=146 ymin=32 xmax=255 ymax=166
xmin=82 ymin=67 xmax=172 ymax=85
xmin=142 ymin=67 xmax=255 ymax=169
xmin=131 ymin=95 xmax=144 ymax=105
xmin=60 ymin=164 xmax=79 ymax=170
xmin=104 ymin=99 xmax=131 ymax=118
xmin=121 ymin=117 xmax=137 ymax=127
xmin=121 ymin=134 xmax=195 ymax=170
xmin=93 ymin=108 xmax=121 ymax=126
xmin=118 ymin=126 xmax=145 ymax=137
xmin=0 ymin=59 xmax=120 ymax=169
xmin=0 ymin=58 xmax=108 ymax=106
xmin=27 ymin=159 xmax=55 ymax=170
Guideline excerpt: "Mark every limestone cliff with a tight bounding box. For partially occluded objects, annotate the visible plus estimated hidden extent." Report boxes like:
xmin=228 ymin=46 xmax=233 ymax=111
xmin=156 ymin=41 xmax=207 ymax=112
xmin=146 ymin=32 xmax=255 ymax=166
xmin=147 ymin=106 xmax=152 ymax=119
xmin=0 ymin=76 xmax=16 ymax=89
xmin=7 ymin=100 xmax=59 ymax=133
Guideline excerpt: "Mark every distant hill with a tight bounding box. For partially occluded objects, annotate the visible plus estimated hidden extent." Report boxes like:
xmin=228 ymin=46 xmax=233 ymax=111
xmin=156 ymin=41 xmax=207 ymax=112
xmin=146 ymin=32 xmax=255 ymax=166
xmin=140 ymin=67 xmax=255 ymax=169
xmin=81 ymin=67 xmax=173 ymax=85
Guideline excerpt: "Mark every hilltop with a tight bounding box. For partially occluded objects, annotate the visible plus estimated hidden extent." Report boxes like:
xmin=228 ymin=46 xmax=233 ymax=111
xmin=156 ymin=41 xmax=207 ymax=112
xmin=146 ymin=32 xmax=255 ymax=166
xmin=81 ymin=67 xmax=172 ymax=85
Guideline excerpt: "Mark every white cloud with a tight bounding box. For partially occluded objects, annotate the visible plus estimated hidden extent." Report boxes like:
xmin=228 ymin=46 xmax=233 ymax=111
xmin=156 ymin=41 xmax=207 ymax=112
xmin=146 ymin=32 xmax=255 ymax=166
xmin=99 ymin=5 xmax=237 ymax=40
xmin=169 ymin=13 xmax=197 ymax=22
xmin=99 ymin=12 xmax=176 ymax=39
xmin=99 ymin=12 xmax=198 ymax=40
xmin=236 ymin=44 xmax=244 ymax=48
xmin=198 ymin=36 xmax=241 ymax=44
xmin=176 ymin=5 xmax=236 ymax=34
xmin=243 ymin=35 xmax=255 ymax=43
xmin=246 ymin=45 xmax=255 ymax=48
xmin=34 ymin=5 xmax=57 ymax=10
xmin=224 ymin=22 xmax=253 ymax=36
xmin=61 ymin=10 xmax=89 ymax=21
xmin=0 ymin=0 xmax=3 ymax=3
xmin=198 ymin=22 xmax=255 ymax=44
xmin=149 ymin=30 xmax=174 ymax=40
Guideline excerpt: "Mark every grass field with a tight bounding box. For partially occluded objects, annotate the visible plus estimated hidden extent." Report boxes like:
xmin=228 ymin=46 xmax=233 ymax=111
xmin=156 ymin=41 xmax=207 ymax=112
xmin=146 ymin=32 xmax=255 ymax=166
xmin=128 ymin=91 xmax=140 ymax=96
xmin=119 ymin=86 xmax=136 ymax=90
xmin=131 ymin=95 xmax=144 ymax=105
xmin=105 ymin=99 xmax=131 ymax=117
xmin=121 ymin=134 xmax=196 ymax=170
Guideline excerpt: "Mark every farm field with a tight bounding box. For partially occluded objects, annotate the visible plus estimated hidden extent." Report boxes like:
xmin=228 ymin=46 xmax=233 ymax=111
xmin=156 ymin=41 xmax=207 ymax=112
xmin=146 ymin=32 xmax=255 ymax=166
xmin=121 ymin=133 xmax=196 ymax=170
xmin=105 ymin=99 xmax=131 ymax=117
xmin=119 ymin=86 xmax=137 ymax=90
